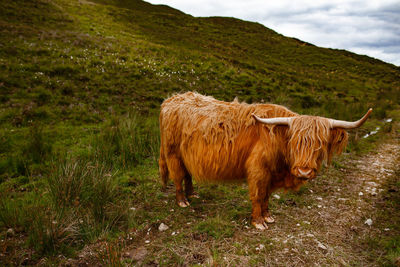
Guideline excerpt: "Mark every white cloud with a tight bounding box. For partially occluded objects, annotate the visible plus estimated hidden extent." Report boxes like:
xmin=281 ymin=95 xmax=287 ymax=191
xmin=147 ymin=0 xmax=400 ymax=66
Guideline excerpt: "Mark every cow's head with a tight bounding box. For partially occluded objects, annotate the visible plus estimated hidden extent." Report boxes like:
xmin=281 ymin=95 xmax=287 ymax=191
xmin=253 ymin=109 xmax=372 ymax=180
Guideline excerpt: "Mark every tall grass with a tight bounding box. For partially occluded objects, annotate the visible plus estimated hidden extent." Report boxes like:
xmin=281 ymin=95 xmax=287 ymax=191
xmin=91 ymin=111 xmax=160 ymax=169
xmin=46 ymin=158 xmax=131 ymax=241
xmin=27 ymin=207 xmax=80 ymax=255
xmin=99 ymin=242 xmax=124 ymax=267
xmin=47 ymin=159 xmax=119 ymax=213
xmin=0 ymin=111 xmax=160 ymax=257
xmin=0 ymin=193 xmax=30 ymax=229
xmin=0 ymin=192 xmax=80 ymax=255
xmin=0 ymin=157 xmax=135 ymax=256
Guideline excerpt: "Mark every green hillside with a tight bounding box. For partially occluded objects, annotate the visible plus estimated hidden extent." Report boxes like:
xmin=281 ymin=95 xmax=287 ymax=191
xmin=1 ymin=0 xmax=399 ymax=125
xmin=0 ymin=0 xmax=399 ymax=265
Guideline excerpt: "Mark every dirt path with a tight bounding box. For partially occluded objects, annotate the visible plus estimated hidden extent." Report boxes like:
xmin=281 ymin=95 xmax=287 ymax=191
xmin=258 ymin=137 xmax=400 ymax=266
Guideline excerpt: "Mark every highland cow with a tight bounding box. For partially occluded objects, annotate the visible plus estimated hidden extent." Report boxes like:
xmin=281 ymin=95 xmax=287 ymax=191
xmin=159 ymin=92 xmax=372 ymax=230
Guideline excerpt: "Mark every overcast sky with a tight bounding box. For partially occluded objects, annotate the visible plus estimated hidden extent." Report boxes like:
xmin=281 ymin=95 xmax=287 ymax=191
xmin=147 ymin=0 xmax=400 ymax=66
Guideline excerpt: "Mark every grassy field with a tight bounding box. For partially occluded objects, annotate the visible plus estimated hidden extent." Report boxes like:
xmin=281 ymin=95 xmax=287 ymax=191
xmin=0 ymin=0 xmax=400 ymax=265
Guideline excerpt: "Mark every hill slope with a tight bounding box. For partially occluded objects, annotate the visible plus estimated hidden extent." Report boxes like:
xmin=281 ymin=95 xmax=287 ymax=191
xmin=1 ymin=0 xmax=399 ymax=126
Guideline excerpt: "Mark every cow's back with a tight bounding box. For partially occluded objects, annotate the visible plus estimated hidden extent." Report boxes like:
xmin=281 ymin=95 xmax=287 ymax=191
xmin=159 ymin=92 xmax=296 ymax=182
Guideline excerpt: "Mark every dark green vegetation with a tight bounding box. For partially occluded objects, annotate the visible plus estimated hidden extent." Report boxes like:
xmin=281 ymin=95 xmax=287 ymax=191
xmin=0 ymin=0 xmax=399 ymax=265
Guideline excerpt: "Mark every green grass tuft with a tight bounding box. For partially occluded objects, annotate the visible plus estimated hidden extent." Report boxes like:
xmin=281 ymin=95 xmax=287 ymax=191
xmin=194 ymin=215 xmax=235 ymax=239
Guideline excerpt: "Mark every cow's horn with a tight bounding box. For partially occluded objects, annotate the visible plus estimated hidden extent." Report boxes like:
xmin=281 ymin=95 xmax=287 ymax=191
xmin=252 ymin=114 xmax=291 ymax=125
xmin=330 ymin=108 xmax=372 ymax=129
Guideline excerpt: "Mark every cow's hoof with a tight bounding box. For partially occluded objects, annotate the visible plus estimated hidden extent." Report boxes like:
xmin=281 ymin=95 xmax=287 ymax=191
xmin=188 ymin=192 xmax=200 ymax=199
xmin=252 ymin=221 xmax=268 ymax=230
xmin=178 ymin=200 xmax=190 ymax=207
xmin=264 ymin=215 xmax=275 ymax=223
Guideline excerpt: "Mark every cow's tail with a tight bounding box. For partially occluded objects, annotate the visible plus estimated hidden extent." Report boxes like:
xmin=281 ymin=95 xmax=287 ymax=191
xmin=159 ymin=142 xmax=169 ymax=191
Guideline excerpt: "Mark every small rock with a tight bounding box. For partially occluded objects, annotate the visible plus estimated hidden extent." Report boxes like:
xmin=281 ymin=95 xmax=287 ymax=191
xmin=6 ymin=228 xmax=15 ymax=237
xmin=158 ymin=223 xmax=169 ymax=232
xmin=171 ymin=231 xmax=176 ymax=236
xmin=359 ymin=192 xmax=364 ymax=196
xmin=338 ymin=258 xmax=348 ymax=266
xmin=316 ymin=197 xmax=323 ymax=201
xmin=384 ymin=228 xmax=390 ymax=231
xmin=129 ymin=207 xmax=136 ymax=211
xmin=317 ymin=242 xmax=327 ymax=250
xmin=255 ymin=244 xmax=265 ymax=251
xmin=145 ymin=240 xmax=150 ymax=244
xmin=365 ymin=218 xmax=373 ymax=226
xmin=273 ymin=194 xmax=280 ymax=200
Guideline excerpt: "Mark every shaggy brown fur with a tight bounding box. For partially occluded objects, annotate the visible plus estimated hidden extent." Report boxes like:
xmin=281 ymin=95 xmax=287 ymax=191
xmin=159 ymin=92 xmax=348 ymax=229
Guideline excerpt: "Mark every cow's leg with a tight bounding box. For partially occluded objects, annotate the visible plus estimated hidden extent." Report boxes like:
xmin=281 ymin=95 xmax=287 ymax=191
xmin=184 ymin=175 xmax=199 ymax=199
xmin=159 ymin=144 xmax=169 ymax=191
xmin=166 ymin=155 xmax=190 ymax=207
xmin=174 ymin=180 xmax=189 ymax=208
xmin=262 ymin=190 xmax=275 ymax=224
xmin=248 ymin=177 xmax=269 ymax=230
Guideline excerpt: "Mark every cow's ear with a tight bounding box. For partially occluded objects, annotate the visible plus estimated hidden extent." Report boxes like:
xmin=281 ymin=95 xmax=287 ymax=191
xmin=327 ymin=128 xmax=348 ymax=163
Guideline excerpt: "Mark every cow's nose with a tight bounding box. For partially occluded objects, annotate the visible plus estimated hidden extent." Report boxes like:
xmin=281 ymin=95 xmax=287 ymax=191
xmin=296 ymin=167 xmax=313 ymax=178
